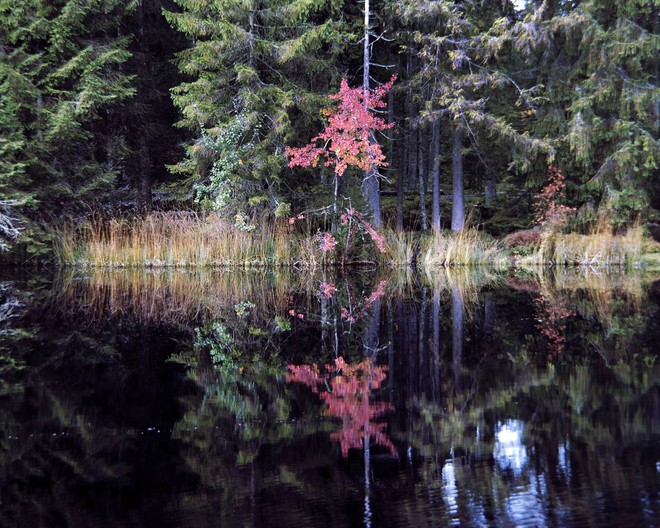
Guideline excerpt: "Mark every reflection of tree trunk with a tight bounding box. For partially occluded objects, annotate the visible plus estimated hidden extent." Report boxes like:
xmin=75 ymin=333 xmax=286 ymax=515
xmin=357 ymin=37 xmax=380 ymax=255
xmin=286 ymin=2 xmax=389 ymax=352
xmin=484 ymin=293 xmax=495 ymax=343
xmin=451 ymin=285 xmax=463 ymax=391
xmin=418 ymin=287 xmax=427 ymax=391
xmin=364 ymin=431 xmax=372 ymax=528
xmin=431 ymin=289 xmax=441 ymax=403
xmin=387 ymin=303 xmax=395 ymax=394
xmin=364 ymin=297 xmax=381 ymax=356
xmin=451 ymin=127 xmax=464 ymax=232
xmin=431 ymin=120 xmax=441 ymax=233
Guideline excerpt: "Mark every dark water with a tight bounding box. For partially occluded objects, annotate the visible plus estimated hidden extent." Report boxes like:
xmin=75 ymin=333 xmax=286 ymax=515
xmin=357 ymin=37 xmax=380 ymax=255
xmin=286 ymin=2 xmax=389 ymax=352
xmin=0 ymin=268 xmax=658 ymax=528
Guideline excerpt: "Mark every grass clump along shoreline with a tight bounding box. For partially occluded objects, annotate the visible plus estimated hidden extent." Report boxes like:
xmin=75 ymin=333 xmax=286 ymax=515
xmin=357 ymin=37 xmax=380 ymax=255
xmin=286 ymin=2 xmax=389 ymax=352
xmin=52 ymin=211 xmax=657 ymax=270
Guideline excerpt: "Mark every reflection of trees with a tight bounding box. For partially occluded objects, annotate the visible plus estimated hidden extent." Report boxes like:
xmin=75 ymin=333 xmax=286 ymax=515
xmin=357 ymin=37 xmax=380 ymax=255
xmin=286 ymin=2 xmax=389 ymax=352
xmin=389 ymin=270 xmax=660 ymax=527
xmin=287 ymin=356 xmax=395 ymax=457
xmin=1 ymin=266 xmax=657 ymax=527
xmin=534 ymin=292 xmax=575 ymax=359
xmin=0 ymin=275 xmax=202 ymax=527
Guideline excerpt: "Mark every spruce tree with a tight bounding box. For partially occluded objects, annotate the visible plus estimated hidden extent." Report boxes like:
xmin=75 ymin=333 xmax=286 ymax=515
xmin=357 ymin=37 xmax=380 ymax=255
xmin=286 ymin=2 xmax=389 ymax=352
xmin=0 ymin=0 xmax=135 ymax=217
xmin=530 ymin=0 xmax=659 ymax=227
xmin=166 ymin=0 xmax=350 ymax=219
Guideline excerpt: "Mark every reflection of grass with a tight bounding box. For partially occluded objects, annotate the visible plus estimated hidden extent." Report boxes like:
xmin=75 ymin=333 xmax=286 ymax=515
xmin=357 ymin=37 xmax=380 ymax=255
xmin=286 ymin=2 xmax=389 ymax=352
xmin=501 ymin=267 xmax=657 ymax=363
xmin=54 ymin=267 xmax=307 ymax=325
xmin=422 ymin=266 xmax=502 ymax=305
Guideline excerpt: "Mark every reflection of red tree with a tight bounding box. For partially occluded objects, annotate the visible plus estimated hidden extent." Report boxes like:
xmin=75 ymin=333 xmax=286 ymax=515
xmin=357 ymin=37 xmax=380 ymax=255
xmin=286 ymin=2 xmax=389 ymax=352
xmin=287 ymin=356 xmax=396 ymax=457
xmin=341 ymin=280 xmax=387 ymax=323
xmin=535 ymin=294 xmax=575 ymax=359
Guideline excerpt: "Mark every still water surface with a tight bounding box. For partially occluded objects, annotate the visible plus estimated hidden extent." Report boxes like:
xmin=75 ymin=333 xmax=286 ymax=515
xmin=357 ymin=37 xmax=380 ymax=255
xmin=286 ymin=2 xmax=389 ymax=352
xmin=0 ymin=268 xmax=658 ymax=527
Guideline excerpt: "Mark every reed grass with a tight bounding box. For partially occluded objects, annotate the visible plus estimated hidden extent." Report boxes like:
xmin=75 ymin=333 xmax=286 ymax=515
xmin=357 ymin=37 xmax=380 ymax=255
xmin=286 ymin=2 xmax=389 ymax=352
xmin=382 ymin=229 xmax=417 ymax=268
xmin=419 ymin=229 xmax=504 ymax=268
xmin=516 ymin=224 xmax=644 ymax=268
xmin=53 ymin=211 xmax=652 ymax=270
xmin=54 ymin=212 xmax=329 ymax=269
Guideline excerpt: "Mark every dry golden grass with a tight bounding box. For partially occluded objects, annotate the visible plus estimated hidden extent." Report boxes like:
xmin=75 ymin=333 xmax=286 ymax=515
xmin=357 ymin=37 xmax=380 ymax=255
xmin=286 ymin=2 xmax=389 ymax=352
xmin=53 ymin=211 xmax=651 ymax=270
xmin=54 ymin=212 xmax=330 ymax=269
xmin=420 ymin=229 xmax=503 ymax=268
xmin=516 ymin=219 xmax=645 ymax=268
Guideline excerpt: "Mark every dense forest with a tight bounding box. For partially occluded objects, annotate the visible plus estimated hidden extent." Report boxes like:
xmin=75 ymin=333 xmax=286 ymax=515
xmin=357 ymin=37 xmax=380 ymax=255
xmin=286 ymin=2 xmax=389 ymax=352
xmin=0 ymin=0 xmax=658 ymax=260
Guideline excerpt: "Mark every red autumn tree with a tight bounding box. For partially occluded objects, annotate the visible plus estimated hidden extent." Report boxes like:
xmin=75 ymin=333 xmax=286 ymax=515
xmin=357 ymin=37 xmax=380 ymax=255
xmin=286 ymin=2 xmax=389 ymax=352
xmin=285 ymin=76 xmax=396 ymax=177
xmin=534 ymin=166 xmax=576 ymax=231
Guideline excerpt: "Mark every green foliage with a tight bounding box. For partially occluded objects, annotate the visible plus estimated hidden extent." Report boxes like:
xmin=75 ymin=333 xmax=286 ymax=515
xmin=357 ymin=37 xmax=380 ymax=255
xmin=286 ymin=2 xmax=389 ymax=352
xmin=165 ymin=0 xmax=351 ymax=214
xmin=531 ymin=0 xmax=659 ymax=226
xmin=0 ymin=0 xmax=135 ymax=220
xmin=192 ymin=114 xmax=257 ymax=215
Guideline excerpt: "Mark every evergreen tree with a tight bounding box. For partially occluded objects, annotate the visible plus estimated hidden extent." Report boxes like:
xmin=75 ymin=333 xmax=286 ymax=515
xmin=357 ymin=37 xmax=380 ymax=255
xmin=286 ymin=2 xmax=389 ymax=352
xmin=166 ymin=0 xmax=350 ymax=218
xmin=0 ymin=0 xmax=135 ymax=217
xmin=523 ymin=0 xmax=659 ymax=228
xmin=397 ymin=0 xmax=549 ymax=231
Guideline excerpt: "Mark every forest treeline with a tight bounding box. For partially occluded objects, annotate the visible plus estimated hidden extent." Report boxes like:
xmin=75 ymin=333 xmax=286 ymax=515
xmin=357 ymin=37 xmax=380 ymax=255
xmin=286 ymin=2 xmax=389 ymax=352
xmin=0 ymin=0 xmax=658 ymax=256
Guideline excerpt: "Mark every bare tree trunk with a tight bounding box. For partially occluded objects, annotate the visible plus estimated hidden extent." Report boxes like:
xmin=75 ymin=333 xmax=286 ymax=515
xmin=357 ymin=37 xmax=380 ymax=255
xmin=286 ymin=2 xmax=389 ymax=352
xmin=485 ymin=173 xmax=496 ymax=205
xmin=431 ymin=120 xmax=441 ymax=232
xmin=418 ymin=127 xmax=427 ymax=231
xmin=138 ymin=134 xmax=152 ymax=209
xmin=451 ymin=127 xmax=464 ymax=232
xmin=396 ymin=128 xmax=406 ymax=231
xmin=361 ymin=0 xmax=381 ymax=228
xmin=408 ymin=114 xmax=418 ymax=189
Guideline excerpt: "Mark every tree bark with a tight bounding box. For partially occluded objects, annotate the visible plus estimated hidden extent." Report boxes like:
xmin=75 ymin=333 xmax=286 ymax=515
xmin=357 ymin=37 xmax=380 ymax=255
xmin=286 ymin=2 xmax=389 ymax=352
xmin=418 ymin=127 xmax=427 ymax=231
xmin=431 ymin=119 xmax=441 ymax=232
xmin=361 ymin=0 xmax=381 ymax=228
xmin=451 ymin=127 xmax=465 ymax=232
xmin=396 ymin=126 xmax=406 ymax=231
xmin=138 ymin=133 xmax=152 ymax=209
xmin=485 ymin=172 xmax=496 ymax=205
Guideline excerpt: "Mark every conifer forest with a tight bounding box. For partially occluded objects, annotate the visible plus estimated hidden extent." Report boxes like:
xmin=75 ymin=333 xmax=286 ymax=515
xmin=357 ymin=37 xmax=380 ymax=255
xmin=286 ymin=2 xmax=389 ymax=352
xmin=0 ymin=0 xmax=658 ymax=264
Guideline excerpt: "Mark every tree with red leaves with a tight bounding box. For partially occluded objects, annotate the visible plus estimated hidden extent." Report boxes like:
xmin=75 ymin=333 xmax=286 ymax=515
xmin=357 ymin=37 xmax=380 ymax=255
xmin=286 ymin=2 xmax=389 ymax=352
xmin=534 ymin=166 xmax=576 ymax=231
xmin=285 ymin=77 xmax=395 ymax=224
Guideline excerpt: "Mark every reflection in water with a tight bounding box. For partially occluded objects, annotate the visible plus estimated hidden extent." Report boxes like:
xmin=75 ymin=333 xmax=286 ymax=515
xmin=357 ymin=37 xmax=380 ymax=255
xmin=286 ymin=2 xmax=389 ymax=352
xmin=287 ymin=356 xmax=396 ymax=457
xmin=0 ymin=267 xmax=658 ymax=527
xmin=494 ymin=420 xmax=527 ymax=475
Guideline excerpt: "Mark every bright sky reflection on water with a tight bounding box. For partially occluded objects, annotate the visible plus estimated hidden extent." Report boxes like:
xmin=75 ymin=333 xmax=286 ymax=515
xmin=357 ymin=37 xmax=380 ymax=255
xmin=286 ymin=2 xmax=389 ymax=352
xmin=494 ymin=420 xmax=528 ymax=475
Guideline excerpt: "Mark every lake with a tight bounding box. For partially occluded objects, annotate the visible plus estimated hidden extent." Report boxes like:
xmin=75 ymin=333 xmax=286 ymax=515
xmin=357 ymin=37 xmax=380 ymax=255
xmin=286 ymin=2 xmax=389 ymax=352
xmin=0 ymin=267 xmax=658 ymax=527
